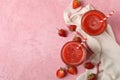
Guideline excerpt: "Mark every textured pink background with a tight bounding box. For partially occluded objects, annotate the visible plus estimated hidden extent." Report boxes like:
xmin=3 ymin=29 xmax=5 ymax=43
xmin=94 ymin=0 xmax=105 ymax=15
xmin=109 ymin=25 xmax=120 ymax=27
xmin=0 ymin=0 xmax=120 ymax=80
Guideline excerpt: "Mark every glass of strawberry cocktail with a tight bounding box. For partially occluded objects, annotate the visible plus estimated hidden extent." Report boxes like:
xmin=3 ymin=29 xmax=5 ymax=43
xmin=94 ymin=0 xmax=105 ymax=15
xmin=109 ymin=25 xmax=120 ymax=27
xmin=81 ymin=10 xmax=107 ymax=35
xmin=61 ymin=41 xmax=86 ymax=66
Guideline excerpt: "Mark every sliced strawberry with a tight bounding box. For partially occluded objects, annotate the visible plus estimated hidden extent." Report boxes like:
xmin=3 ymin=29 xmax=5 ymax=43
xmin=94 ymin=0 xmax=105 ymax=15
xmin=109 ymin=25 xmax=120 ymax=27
xmin=68 ymin=25 xmax=76 ymax=31
xmin=73 ymin=36 xmax=82 ymax=43
xmin=84 ymin=62 xmax=95 ymax=69
xmin=67 ymin=65 xmax=77 ymax=75
xmin=87 ymin=73 xmax=97 ymax=80
xmin=56 ymin=68 xmax=66 ymax=78
xmin=58 ymin=29 xmax=67 ymax=37
xmin=73 ymin=0 xmax=81 ymax=9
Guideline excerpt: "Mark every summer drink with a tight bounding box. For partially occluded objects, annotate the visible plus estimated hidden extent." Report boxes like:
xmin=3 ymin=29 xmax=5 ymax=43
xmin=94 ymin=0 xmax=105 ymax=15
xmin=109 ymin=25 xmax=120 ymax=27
xmin=61 ymin=41 xmax=86 ymax=66
xmin=61 ymin=10 xmax=106 ymax=66
xmin=81 ymin=10 xmax=107 ymax=35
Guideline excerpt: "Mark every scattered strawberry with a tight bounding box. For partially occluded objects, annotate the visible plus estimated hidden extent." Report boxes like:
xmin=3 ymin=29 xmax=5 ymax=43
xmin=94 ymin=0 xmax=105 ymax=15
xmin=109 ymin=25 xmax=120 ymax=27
xmin=73 ymin=0 xmax=81 ymax=9
xmin=67 ymin=65 xmax=77 ymax=75
xmin=68 ymin=25 xmax=76 ymax=31
xmin=73 ymin=36 xmax=82 ymax=43
xmin=56 ymin=68 xmax=66 ymax=78
xmin=58 ymin=29 xmax=67 ymax=37
xmin=84 ymin=62 xmax=95 ymax=69
xmin=87 ymin=73 xmax=97 ymax=80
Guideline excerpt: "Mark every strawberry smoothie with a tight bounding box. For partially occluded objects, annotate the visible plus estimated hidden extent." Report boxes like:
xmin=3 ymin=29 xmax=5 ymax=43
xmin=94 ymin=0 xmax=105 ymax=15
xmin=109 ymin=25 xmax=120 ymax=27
xmin=81 ymin=10 xmax=107 ymax=35
xmin=61 ymin=41 xmax=86 ymax=66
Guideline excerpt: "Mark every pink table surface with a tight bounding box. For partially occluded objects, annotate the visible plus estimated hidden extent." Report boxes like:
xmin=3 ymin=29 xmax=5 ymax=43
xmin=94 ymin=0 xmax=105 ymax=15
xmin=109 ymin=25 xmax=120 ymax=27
xmin=0 ymin=0 xmax=120 ymax=80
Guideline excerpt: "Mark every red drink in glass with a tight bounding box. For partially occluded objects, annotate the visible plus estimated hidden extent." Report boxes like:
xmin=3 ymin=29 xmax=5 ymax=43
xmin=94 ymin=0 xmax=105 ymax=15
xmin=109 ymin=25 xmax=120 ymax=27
xmin=81 ymin=10 xmax=107 ymax=35
xmin=61 ymin=41 xmax=86 ymax=66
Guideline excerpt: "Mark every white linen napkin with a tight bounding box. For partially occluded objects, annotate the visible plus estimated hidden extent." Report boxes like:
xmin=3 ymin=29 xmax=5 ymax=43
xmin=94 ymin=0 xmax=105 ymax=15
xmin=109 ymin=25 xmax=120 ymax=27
xmin=64 ymin=3 xmax=120 ymax=80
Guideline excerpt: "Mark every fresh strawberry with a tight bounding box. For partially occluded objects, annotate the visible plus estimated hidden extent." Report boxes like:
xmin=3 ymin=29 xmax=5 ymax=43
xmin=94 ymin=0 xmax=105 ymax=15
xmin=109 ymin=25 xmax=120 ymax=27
xmin=73 ymin=36 xmax=82 ymax=43
xmin=87 ymin=73 xmax=97 ymax=80
xmin=58 ymin=29 xmax=67 ymax=37
xmin=67 ymin=65 xmax=77 ymax=75
xmin=56 ymin=68 xmax=66 ymax=78
xmin=84 ymin=62 xmax=95 ymax=69
xmin=73 ymin=0 xmax=81 ymax=9
xmin=68 ymin=25 xmax=76 ymax=31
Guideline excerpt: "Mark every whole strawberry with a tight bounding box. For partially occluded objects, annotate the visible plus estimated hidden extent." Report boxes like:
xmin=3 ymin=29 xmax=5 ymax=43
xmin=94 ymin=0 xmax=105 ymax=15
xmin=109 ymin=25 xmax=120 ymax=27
xmin=87 ymin=73 xmax=97 ymax=80
xmin=67 ymin=65 xmax=77 ymax=75
xmin=58 ymin=29 xmax=67 ymax=37
xmin=73 ymin=0 xmax=81 ymax=9
xmin=56 ymin=68 xmax=66 ymax=78
xmin=84 ymin=62 xmax=95 ymax=69
xmin=68 ymin=25 xmax=76 ymax=31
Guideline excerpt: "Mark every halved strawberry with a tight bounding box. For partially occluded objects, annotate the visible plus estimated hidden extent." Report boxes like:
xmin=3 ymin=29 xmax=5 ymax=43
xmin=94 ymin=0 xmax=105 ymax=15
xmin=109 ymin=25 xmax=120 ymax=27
xmin=87 ymin=73 xmax=97 ymax=80
xmin=56 ymin=68 xmax=66 ymax=78
xmin=67 ymin=65 xmax=77 ymax=75
xmin=73 ymin=0 xmax=81 ymax=9
xmin=58 ymin=29 xmax=67 ymax=37
xmin=68 ymin=25 xmax=76 ymax=31
xmin=84 ymin=62 xmax=95 ymax=69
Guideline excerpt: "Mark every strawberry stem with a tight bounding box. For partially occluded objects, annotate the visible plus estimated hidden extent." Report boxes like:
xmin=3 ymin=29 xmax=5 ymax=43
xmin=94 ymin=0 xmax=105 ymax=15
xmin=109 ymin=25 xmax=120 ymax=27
xmin=56 ymin=28 xmax=60 ymax=31
xmin=76 ymin=0 xmax=80 ymax=3
xmin=60 ymin=67 xmax=65 ymax=71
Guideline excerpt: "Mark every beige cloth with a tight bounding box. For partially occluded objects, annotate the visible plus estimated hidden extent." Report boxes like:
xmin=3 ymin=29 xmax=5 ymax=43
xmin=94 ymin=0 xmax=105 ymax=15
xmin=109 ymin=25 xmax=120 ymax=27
xmin=64 ymin=4 xmax=120 ymax=80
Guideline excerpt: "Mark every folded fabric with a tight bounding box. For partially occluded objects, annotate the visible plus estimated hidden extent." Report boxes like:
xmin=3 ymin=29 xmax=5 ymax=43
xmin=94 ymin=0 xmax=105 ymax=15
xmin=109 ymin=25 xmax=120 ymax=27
xmin=64 ymin=3 xmax=120 ymax=80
